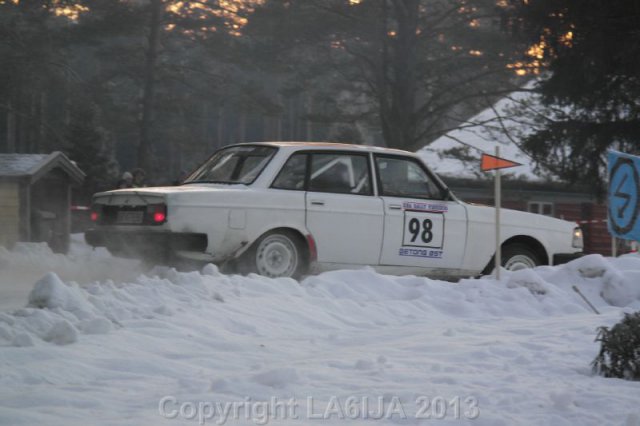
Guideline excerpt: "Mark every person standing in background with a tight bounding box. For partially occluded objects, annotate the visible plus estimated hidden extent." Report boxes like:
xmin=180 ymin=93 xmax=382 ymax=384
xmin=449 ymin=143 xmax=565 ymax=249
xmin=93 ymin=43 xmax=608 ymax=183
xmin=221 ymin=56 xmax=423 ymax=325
xmin=173 ymin=170 xmax=189 ymax=186
xmin=116 ymin=171 xmax=133 ymax=189
xmin=132 ymin=168 xmax=146 ymax=187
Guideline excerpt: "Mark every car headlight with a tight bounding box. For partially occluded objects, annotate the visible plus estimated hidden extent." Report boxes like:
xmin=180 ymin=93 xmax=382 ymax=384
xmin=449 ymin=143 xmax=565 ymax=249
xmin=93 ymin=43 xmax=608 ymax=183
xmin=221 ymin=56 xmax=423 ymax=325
xmin=572 ymin=226 xmax=584 ymax=249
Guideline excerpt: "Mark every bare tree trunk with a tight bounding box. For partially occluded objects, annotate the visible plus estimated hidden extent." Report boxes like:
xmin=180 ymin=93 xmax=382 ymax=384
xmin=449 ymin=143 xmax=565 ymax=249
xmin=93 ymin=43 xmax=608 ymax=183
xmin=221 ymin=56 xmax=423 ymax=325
xmin=20 ymin=93 xmax=35 ymax=153
xmin=216 ymin=104 xmax=225 ymax=149
xmin=263 ymin=114 xmax=277 ymax=141
xmin=174 ymin=107 xmax=186 ymax=179
xmin=274 ymin=93 xmax=284 ymax=140
xmin=276 ymin=114 xmax=282 ymax=140
xmin=377 ymin=0 xmax=393 ymax=148
xmin=304 ymin=94 xmax=313 ymax=141
xmin=137 ymin=0 xmax=162 ymax=172
xmin=379 ymin=0 xmax=419 ymax=150
xmin=238 ymin=111 xmax=247 ymax=142
xmin=202 ymin=102 xmax=211 ymax=150
xmin=260 ymin=114 xmax=268 ymax=141
xmin=38 ymin=91 xmax=47 ymax=152
xmin=6 ymin=100 xmax=16 ymax=152
xmin=28 ymin=92 xmax=37 ymax=152
xmin=288 ymin=97 xmax=296 ymax=140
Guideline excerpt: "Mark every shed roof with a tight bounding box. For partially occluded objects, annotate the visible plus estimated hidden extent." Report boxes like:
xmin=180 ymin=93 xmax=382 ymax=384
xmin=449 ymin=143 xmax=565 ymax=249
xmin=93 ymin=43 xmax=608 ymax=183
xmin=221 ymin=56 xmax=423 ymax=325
xmin=0 ymin=152 xmax=85 ymax=185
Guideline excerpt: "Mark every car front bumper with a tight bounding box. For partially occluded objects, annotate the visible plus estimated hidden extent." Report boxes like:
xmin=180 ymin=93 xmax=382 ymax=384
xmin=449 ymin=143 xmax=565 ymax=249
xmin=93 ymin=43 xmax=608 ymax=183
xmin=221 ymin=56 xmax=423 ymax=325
xmin=552 ymin=252 xmax=584 ymax=265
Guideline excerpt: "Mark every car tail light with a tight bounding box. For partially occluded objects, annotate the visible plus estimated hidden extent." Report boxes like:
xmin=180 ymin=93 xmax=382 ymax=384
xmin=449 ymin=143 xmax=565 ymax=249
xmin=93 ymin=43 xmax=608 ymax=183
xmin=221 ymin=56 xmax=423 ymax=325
xmin=148 ymin=204 xmax=167 ymax=224
xmin=153 ymin=211 xmax=166 ymax=223
xmin=90 ymin=205 xmax=100 ymax=223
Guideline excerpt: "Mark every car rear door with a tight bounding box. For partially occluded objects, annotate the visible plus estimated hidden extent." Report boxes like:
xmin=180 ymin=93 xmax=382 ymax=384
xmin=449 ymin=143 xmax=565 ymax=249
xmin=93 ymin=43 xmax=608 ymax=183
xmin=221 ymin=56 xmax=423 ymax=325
xmin=304 ymin=152 xmax=384 ymax=265
xmin=374 ymin=154 xmax=468 ymax=271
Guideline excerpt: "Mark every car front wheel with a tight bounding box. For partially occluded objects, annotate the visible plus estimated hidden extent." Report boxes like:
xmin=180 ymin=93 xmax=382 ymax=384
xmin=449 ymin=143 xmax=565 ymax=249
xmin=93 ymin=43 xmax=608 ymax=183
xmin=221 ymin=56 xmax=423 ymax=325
xmin=501 ymin=243 xmax=541 ymax=271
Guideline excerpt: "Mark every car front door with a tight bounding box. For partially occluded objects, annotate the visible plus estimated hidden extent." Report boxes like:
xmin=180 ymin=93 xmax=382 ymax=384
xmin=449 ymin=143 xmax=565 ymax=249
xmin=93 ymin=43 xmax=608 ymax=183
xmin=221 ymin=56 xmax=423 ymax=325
xmin=304 ymin=152 xmax=384 ymax=265
xmin=375 ymin=154 xmax=468 ymax=272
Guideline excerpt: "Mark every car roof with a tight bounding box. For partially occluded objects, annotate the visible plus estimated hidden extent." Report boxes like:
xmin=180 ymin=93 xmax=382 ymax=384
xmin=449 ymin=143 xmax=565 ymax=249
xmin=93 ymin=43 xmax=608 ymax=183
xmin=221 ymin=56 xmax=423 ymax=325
xmin=233 ymin=141 xmax=414 ymax=156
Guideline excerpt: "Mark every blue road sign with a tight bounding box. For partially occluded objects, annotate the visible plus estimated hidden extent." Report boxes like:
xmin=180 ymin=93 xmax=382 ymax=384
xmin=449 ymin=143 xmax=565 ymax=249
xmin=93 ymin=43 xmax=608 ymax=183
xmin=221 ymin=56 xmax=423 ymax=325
xmin=608 ymin=150 xmax=640 ymax=240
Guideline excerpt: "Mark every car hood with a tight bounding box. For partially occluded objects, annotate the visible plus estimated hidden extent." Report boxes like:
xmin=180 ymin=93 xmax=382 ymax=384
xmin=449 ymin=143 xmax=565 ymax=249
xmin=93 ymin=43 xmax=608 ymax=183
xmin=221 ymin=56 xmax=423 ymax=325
xmin=465 ymin=203 xmax=577 ymax=232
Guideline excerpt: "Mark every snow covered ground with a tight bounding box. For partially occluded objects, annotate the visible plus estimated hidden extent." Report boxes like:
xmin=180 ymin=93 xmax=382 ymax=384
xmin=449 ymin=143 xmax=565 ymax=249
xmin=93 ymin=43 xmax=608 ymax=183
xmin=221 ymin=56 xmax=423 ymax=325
xmin=1 ymin=238 xmax=640 ymax=425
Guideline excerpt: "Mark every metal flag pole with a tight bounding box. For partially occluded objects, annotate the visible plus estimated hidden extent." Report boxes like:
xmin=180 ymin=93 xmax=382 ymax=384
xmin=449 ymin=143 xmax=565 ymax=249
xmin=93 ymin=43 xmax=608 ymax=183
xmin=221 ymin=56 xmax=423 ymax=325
xmin=495 ymin=146 xmax=501 ymax=280
xmin=480 ymin=148 xmax=521 ymax=280
xmin=611 ymin=236 xmax=617 ymax=257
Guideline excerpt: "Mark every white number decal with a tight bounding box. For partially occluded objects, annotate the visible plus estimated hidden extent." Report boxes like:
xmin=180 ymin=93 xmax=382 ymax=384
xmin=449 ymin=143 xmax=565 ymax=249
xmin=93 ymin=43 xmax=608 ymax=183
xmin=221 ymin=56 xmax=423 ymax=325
xmin=402 ymin=212 xmax=444 ymax=248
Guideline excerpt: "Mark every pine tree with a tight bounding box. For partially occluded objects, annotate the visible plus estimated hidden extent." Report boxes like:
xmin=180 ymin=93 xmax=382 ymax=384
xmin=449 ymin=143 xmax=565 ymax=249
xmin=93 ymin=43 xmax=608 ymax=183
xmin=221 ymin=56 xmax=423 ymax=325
xmin=505 ymin=0 xmax=640 ymax=194
xmin=0 ymin=0 xmax=78 ymax=153
xmin=64 ymin=99 xmax=118 ymax=203
xmin=592 ymin=312 xmax=640 ymax=381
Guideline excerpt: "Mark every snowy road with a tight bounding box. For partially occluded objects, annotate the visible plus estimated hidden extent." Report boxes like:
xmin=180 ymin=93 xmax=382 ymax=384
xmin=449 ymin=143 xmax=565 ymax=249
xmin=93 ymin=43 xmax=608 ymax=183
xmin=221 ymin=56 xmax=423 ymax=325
xmin=1 ymin=240 xmax=640 ymax=425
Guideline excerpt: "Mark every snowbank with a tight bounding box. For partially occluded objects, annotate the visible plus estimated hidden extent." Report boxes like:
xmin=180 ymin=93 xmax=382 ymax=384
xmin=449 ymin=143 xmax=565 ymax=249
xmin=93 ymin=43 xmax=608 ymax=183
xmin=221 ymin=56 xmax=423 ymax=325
xmin=2 ymin=253 xmax=639 ymax=349
xmin=1 ymin=242 xmax=640 ymax=425
xmin=0 ymin=234 xmax=142 ymax=311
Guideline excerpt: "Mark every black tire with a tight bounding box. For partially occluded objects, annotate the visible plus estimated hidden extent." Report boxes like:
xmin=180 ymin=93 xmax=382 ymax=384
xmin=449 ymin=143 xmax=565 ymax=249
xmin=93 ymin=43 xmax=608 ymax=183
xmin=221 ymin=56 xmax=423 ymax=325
xmin=240 ymin=230 xmax=308 ymax=279
xmin=501 ymin=243 xmax=541 ymax=271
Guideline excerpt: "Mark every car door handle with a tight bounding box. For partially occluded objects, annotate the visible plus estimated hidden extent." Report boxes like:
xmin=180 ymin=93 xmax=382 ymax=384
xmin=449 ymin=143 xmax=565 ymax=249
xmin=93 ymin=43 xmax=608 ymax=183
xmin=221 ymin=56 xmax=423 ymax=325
xmin=310 ymin=200 xmax=325 ymax=206
xmin=388 ymin=204 xmax=402 ymax=210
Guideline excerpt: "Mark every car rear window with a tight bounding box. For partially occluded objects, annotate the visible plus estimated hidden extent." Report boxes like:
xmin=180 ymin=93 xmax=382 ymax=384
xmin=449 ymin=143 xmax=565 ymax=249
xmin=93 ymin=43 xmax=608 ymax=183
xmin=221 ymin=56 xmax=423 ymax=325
xmin=184 ymin=145 xmax=277 ymax=185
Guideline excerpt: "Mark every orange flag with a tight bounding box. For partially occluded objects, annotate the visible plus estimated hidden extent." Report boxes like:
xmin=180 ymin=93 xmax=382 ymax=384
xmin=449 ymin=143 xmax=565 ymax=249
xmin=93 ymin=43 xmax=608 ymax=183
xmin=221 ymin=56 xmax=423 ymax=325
xmin=480 ymin=153 xmax=522 ymax=171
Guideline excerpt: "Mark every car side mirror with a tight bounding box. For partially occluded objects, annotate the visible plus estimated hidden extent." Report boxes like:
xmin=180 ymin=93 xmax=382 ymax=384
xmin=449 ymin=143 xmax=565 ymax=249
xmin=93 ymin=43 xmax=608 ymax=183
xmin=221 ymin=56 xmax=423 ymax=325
xmin=442 ymin=187 xmax=453 ymax=201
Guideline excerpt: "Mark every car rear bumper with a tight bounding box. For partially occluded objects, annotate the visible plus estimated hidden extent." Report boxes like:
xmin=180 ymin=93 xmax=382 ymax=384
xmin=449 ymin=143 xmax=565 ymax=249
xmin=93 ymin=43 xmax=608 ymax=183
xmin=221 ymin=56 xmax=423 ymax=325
xmin=552 ymin=252 xmax=583 ymax=265
xmin=86 ymin=228 xmax=208 ymax=260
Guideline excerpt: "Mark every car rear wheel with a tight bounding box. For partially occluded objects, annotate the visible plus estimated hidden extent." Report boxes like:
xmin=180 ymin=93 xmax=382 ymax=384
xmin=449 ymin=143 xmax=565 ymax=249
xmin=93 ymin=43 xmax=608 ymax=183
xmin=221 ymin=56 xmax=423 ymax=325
xmin=501 ymin=243 xmax=541 ymax=271
xmin=243 ymin=231 xmax=307 ymax=279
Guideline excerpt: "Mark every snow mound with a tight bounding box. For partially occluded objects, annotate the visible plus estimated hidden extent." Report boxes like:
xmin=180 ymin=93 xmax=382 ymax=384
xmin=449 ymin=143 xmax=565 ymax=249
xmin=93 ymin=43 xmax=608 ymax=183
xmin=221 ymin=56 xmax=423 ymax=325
xmin=28 ymin=272 xmax=95 ymax=318
xmin=537 ymin=254 xmax=640 ymax=308
xmin=0 ymin=235 xmax=142 ymax=311
xmin=0 ymin=251 xmax=638 ymax=349
xmin=43 ymin=320 xmax=78 ymax=345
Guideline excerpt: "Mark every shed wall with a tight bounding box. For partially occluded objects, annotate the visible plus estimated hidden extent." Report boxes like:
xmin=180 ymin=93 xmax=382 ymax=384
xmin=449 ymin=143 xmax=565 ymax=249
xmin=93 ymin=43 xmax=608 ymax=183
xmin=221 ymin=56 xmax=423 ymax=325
xmin=0 ymin=182 xmax=20 ymax=248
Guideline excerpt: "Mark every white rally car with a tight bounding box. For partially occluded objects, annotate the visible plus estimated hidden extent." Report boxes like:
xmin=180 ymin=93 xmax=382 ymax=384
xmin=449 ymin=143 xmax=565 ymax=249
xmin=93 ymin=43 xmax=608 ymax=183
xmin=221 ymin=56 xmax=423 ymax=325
xmin=86 ymin=142 xmax=583 ymax=278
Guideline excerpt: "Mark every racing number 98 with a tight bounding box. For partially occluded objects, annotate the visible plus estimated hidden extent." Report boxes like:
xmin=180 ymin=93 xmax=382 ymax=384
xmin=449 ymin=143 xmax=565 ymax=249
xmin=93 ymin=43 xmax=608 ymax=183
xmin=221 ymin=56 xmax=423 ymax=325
xmin=408 ymin=218 xmax=433 ymax=244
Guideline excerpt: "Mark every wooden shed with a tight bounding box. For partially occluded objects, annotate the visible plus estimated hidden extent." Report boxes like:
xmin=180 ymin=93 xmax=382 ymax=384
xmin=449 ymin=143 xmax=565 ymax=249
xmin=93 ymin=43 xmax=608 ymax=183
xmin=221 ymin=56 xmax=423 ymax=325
xmin=0 ymin=152 xmax=85 ymax=253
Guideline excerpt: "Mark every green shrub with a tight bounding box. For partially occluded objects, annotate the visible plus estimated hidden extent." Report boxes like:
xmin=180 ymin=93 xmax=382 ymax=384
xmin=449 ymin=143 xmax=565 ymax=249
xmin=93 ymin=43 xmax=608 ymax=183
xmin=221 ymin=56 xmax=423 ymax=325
xmin=592 ymin=312 xmax=640 ymax=380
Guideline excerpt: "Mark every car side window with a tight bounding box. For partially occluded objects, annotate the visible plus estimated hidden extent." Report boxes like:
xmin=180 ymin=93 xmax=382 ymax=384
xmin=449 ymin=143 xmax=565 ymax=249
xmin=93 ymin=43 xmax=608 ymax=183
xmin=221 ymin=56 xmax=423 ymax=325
xmin=272 ymin=153 xmax=307 ymax=190
xmin=375 ymin=156 xmax=443 ymax=199
xmin=308 ymin=153 xmax=372 ymax=195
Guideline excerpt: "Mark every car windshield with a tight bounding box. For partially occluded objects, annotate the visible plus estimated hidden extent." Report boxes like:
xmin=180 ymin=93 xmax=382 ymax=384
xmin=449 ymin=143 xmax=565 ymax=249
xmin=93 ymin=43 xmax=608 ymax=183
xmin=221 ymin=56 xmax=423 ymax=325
xmin=184 ymin=145 xmax=277 ymax=185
